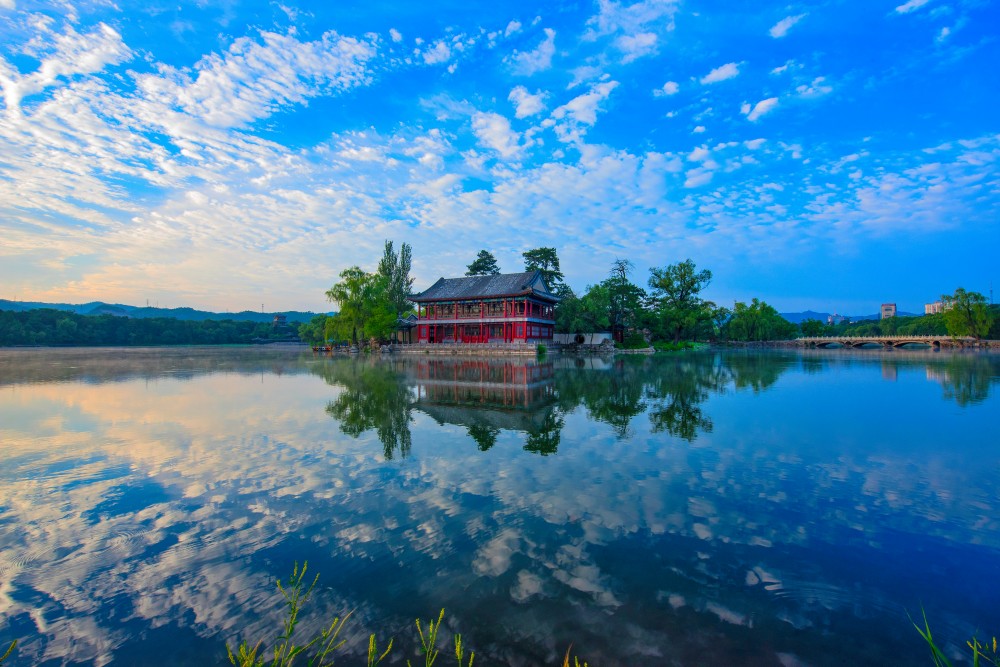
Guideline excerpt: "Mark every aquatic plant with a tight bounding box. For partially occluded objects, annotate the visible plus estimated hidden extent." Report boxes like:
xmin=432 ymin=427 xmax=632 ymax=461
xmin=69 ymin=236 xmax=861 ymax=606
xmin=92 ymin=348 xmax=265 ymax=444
xmin=227 ymin=561 xmax=355 ymax=667
xmin=912 ymin=609 xmax=999 ymax=666
xmin=562 ymin=646 xmax=588 ymax=667
xmin=227 ymin=563 xmax=485 ymax=667
xmin=0 ymin=640 xmax=16 ymax=665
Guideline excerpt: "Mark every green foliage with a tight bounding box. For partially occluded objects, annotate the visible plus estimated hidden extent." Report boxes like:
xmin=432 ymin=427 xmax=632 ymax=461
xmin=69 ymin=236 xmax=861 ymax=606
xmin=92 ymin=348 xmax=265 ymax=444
xmin=227 ymin=562 xmax=351 ymax=667
xmin=367 ymin=634 xmax=393 ymax=667
xmin=943 ymin=287 xmax=994 ymax=340
xmin=0 ymin=640 xmax=16 ymax=665
xmin=466 ymin=423 xmax=500 ymax=451
xmin=0 ymin=308 xmax=290 ymax=346
xmin=799 ymin=318 xmax=827 ymax=337
xmin=453 ymin=633 xmax=475 ymax=667
xmin=563 ymin=646 xmax=589 ymax=667
xmin=226 ymin=564 xmax=475 ymax=667
xmin=297 ymin=315 xmax=330 ymax=345
xmin=647 ymin=259 xmax=713 ymax=344
xmin=325 ymin=267 xmax=396 ymax=345
xmin=523 ymin=411 xmax=564 ymax=455
xmin=465 ymin=250 xmax=501 ymax=276
xmin=378 ymin=240 xmax=415 ymax=316
xmin=321 ymin=359 xmax=413 ymax=460
xmin=652 ymin=341 xmax=693 ymax=352
xmin=724 ymin=298 xmax=797 ymax=341
xmin=913 ymin=609 xmax=1000 ymax=667
xmin=522 ymin=247 xmax=564 ymax=290
xmin=618 ymin=332 xmax=648 ymax=349
xmin=606 ymin=259 xmax=646 ymax=335
xmin=410 ymin=609 xmax=445 ymax=667
xmin=536 ymin=343 xmax=547 ymax=356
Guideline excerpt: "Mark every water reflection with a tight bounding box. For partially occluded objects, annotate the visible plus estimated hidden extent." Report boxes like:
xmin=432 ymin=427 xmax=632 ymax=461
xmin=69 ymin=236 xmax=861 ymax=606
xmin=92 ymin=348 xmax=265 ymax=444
xmin=0 ymin=348 xmax=997 ymax=666
xmin=312 ymin=353 xmax=806 ymax=456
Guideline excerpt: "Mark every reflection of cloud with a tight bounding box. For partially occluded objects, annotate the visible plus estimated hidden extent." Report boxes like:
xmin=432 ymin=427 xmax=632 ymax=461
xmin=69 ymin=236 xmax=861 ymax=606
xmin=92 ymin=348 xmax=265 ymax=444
xmin=0 ymin=350 xmax=997 ymax=664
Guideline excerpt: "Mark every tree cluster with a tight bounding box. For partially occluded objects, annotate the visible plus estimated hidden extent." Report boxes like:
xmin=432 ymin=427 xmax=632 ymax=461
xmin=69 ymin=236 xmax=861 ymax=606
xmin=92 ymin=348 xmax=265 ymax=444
xmin=0 ymin=309 xmax=288 ymax=346
xmin=322 ymin=241 xmax=414 ymax=346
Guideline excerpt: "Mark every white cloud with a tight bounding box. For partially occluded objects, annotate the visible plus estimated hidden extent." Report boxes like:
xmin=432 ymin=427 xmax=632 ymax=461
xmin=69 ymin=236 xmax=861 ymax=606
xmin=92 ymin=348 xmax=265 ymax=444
xmin=769 ymin=14 xmax=806 ymax=38
xmin=684 ymin=168 xmax=714 ymax=188
xmin=423 ymin=40 xmax=451 ymax=65
xmin=508 ymin=28 xmax=555 ymax=76
xmin=745 ymin=97 xmax=779 ymax=122
xmin=505 ymin=20 xmax=522 ymax=37
xmin=133 ymin=30 xmax=376 ymax=128
xmin=616 ymin=31 xmax=658 ymax=63
xmin=585 ymin=0 xmax=681 ymax=39
xmin=770 ymin=60 xmax=797 ymax=75
xmin=552 ymin=81 xmax=618 ymax=126
xmin=389 ymin=28 xmax=402 ymax=43
xmin=568 ymin=65 xmax=603 ymax=89
xmin=653 ymin=81 xmax=679 ymax=97
xmin=768 ymin=14 xmax=806 ymax=39
xmin=585 ymin=0 xmax=679 ymax=62
xmin=796 ymin=77 xmax=832 ymax=98
xmin=936 ymin=26 xmax=951 ymax=42
xmin=700 ymin=62 xmax=740 ymax=85
xmin=0 ymin=23 xmax=131 ymax=116
xmin=693 ymin=125 xmax=706 ymax=134
xmin=895 ymin=0 xmax=931 ymax=13
xmin=0 ymin=0 xmax=14 ymax=9
xmin=508 ymin=85 xmax=546 ymax=118
xmin=471 ymin=111 xmax=521 ymax=158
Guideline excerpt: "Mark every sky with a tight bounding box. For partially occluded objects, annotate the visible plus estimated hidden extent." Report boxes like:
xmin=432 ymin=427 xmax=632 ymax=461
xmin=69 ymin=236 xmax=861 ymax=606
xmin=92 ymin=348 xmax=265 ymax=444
xmin=0 ymin=0 xmax=997 ymax=315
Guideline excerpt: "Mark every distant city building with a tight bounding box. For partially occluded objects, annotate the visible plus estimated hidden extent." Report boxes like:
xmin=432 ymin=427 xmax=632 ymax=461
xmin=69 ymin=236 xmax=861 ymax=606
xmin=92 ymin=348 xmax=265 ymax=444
xmin=272 ymin=314 xmax=288 ymax=328
xmin=827 ymin=313 xmax=846 ymax=325
xmin=924 ymin=301 xmax=945 ymax=315
xmin=880 ymin=303 xmax=897 ymax=319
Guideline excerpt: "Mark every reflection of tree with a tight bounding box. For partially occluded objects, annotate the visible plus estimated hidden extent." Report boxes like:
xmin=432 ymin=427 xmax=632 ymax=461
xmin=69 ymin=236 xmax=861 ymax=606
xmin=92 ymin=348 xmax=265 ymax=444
xmin=467 ymin=423 xmax=500 ymax=451
xmin=644 ymin=356 xmax=728 ymax=442
xmin=523 ymin=410 xmax=565 ymax=456
xmin=934 ymin=355 xmax=998 ymax=407
xmin=554 ymin=357 xmax=647 ymax=438
xmin=315 ymin=359 xmax=414 ymax=460
xmin=724 ymin=352 xmax=791 ymax=393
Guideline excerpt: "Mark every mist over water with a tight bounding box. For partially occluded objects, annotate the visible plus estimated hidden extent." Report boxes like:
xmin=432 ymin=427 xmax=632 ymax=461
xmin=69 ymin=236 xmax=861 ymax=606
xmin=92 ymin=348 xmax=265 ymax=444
xmin=0 ymin=347 xmax=997 ymax=665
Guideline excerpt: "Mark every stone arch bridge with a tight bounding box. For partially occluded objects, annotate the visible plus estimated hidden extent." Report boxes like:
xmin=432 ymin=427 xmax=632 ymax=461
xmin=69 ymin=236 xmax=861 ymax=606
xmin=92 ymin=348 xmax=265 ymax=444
xmin=796 ymin=335 xmax=982 ymax=349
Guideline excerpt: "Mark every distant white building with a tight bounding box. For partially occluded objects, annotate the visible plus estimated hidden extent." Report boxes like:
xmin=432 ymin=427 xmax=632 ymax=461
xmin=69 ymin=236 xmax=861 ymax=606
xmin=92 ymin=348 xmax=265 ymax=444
xmin=925 ymin=301 xmax=945 ymax=315
xmin=880 ymin=303 xmax=897 ymax=319
xmin=827 ymin=313 xmax=846 ymax=325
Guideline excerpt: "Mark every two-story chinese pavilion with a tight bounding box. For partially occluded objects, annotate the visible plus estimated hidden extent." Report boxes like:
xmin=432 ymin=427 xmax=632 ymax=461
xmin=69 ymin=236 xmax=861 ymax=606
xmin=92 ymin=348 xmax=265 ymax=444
xmin=409 ymin=271 xmax=558 ymax=344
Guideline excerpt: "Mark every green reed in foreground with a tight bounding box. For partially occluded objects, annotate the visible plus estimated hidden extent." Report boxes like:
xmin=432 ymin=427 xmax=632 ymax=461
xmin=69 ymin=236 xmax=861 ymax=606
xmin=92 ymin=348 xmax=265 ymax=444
xmin=0 ymin=640 xmax=16 ymax=666
xmin=913 ymin=609 xmax=999 ymax=667
xmin=226 ymin=562 xmax=594 ymax=666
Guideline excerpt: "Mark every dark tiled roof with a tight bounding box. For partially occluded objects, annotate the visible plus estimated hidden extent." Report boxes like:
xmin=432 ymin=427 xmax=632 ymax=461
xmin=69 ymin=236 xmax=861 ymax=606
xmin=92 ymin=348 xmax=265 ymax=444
xmin=410 ymin=271 xmax=558 ymax=302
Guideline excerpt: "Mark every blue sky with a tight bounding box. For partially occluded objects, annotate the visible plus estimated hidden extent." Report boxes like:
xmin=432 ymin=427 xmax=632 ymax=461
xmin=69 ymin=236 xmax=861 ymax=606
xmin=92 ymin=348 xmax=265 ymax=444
xmin=1 ymin=0 xmax=997 ymax=315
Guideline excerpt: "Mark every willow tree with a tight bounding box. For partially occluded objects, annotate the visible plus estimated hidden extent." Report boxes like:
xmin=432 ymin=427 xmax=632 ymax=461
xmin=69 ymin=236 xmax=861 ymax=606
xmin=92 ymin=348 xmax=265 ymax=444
xmin=942 ymin=288 xmax=993 ymax=341
xmin=325 ymin=267 xmax=395 ymax=345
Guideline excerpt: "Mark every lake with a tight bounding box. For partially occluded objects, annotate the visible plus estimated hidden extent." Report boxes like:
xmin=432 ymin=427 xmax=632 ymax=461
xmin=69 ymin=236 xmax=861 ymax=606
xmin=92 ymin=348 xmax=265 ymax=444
xmin=0 ymin=347 xmax=998 ymax=666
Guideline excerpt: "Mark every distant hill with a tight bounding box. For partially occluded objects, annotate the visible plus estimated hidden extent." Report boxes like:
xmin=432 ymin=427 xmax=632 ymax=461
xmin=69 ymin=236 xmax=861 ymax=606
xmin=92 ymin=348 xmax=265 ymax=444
xmin=0 ymin=299 xmax=324 ymax=324
xmin=780 ymin=310 xmax=916 ymax=324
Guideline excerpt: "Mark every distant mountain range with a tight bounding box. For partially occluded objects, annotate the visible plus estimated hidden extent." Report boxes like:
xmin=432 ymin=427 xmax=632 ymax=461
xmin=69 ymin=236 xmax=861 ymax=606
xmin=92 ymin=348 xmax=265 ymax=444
xmin=0 ymin=299 xmax=323 ymax=324
xmin=780 ymin=310 xmax=918 ymax=324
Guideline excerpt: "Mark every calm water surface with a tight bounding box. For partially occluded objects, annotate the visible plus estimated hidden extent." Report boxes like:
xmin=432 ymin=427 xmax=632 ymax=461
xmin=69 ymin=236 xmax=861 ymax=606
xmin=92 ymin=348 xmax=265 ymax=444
xmin=0 ymin=347 xmax=998 ymax=666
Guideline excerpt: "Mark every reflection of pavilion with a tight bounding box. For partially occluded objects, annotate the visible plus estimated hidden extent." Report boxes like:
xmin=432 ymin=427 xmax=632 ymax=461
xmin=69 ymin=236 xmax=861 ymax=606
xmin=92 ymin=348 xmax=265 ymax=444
xmin=410 ymin=359 xmax=557 ymax=435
